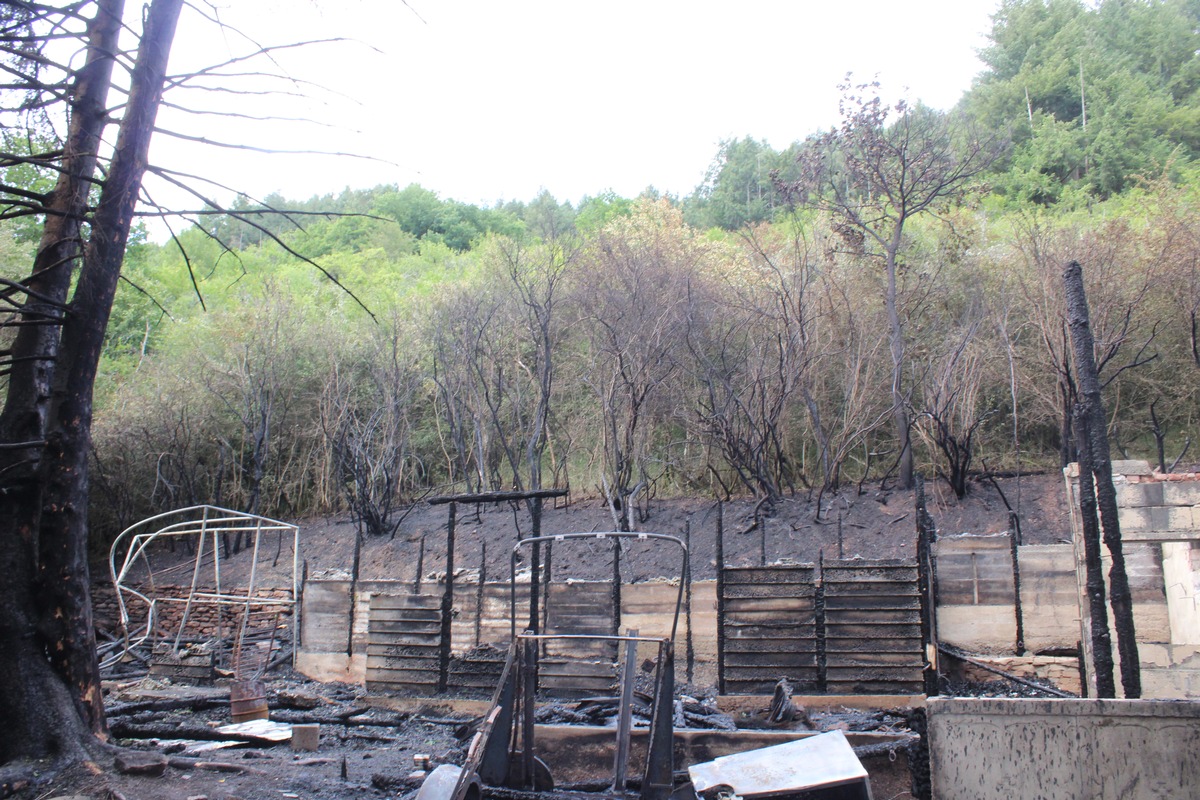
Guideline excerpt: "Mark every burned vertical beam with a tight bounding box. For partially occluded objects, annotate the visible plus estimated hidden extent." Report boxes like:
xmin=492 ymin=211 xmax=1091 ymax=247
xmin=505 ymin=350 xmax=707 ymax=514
xmin=475 ymin=540 xmax=487 ymax=648
xmin=642 ymin=642 xmax=675 ymax=800
xmin=528 ymin=496 xmax=541 ymax=637
xmin=715 ymin=502 xmax=726 ymax=696
xmin=413 ymin=535 xmax=425 ymax=593
xmin=1009 ymin=513 xmax=1025 ymax=655
xmin=916 ymin=476 xmax=940 ymax=696
xmin=684 ymin=519 xmax=694 ymax=685
xmin=815 ymin=551 xmax=827 ymax=693
xmin=520 ymin=636 xmax=538 ymax=789
xmin=438 ymin=502 xmax=456 ymax=694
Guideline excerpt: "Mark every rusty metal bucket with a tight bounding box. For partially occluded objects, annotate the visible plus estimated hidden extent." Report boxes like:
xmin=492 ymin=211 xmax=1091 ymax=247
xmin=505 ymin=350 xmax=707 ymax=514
xmin=230 ymin=678 xmax=269 ymax=723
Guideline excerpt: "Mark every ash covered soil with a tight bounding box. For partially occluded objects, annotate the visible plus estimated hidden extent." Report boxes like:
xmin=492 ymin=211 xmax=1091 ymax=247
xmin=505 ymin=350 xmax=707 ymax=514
xmin=299 ymin=471 xmax=1071 ymax=586
xmin=25 ymin=473 xmax=1070 ymax=799
xmin=43 ymin=671 xmax=466 ymax=800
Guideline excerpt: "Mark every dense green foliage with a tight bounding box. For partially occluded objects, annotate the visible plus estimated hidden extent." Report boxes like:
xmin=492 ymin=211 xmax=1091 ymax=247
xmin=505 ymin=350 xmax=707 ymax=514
xmin=59 ymin=0 xmax=1200 ymax=537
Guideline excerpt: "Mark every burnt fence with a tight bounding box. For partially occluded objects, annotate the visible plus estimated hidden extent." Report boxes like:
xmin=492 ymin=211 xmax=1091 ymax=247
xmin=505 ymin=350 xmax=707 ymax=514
xmin=719 ymin=559 xmax=924 ymax=695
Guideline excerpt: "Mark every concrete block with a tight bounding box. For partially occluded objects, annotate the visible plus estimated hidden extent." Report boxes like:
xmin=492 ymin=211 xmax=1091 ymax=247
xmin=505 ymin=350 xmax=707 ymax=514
xmin=291 ymin=723 xmax=319 ymax=751
xmin=1162 ymin=482 xmax=1200 ymax=507
xmin=1140 ymin=668 xmax=1192 ymax=699
xmin=1111 ymin=460 xmax=1154 ymax=476
xmin=1117 ymin=482 xmax=1163 ymax=508
xmin=1138 ymin=642 xmax=1173 ymax=668
xmin=1169 ymin=644 xmax=1200 ymax=665
xmin=1118 ymin=507 xmax=1161 ymax=532
xmin=1165 ymin=506 xmax=1200 ymax=531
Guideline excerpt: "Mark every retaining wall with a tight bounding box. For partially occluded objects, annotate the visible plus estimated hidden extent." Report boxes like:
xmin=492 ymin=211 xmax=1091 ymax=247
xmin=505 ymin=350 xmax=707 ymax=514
xmin=934 ymin=536 xmax=1079 ymax=655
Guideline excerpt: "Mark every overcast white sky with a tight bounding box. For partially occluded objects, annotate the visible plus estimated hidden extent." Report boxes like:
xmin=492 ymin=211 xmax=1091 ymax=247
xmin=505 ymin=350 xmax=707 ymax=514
xmin=146 ymin=0 xmax=1002 ymax=215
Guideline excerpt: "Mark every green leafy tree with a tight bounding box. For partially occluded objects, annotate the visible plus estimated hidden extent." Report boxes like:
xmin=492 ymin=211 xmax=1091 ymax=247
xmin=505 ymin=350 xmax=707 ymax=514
xmin=685 ymin=137 xmax=798 ymax=230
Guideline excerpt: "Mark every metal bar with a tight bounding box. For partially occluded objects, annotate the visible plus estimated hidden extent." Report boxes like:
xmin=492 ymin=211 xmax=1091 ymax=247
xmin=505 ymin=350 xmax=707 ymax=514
xmin=292 ymin=517 xmax=300 ymax=666
xmin=235 ymin=517 xmax=263 ymax=676
xmin=212 ymin=510 xmax=225 ymax=652
xmin=174 ymin=507 xmax=209 ymax=653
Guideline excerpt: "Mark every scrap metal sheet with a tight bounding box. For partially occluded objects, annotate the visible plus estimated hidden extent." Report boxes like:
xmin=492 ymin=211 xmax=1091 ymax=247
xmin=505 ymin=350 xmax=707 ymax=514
xmin=688 ymin=730 xmax=868 ymax=797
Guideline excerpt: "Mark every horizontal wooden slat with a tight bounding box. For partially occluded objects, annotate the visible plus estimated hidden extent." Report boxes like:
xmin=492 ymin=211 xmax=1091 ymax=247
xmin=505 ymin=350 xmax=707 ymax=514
xmin=368 ymin=619 xmax=442 ymax=635
xmin=369 ymin=608 xmax=443 ymax=623
xmin=369 ymin=594 xmax=442 ymax=610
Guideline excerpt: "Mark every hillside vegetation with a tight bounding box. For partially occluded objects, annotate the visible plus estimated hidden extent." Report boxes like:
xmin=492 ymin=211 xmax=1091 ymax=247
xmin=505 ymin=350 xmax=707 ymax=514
xmin=14 ymin=0 xmax=1196 ymax=545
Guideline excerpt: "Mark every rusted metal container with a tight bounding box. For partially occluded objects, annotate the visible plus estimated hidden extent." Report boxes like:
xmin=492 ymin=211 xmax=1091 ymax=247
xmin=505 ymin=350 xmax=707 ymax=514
xmin=230 ymin=678 xmax=269 ymax=723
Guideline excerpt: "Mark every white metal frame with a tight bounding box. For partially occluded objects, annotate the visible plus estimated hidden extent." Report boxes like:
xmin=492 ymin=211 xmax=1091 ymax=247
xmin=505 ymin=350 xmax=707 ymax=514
xmin=106 ymin=505 xmax=300 ymax=670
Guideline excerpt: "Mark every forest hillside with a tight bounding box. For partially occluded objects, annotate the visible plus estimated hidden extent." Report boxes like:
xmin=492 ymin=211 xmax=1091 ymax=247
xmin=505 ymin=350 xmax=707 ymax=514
xmin=6 ymin=0 xmax=1198 ymax=552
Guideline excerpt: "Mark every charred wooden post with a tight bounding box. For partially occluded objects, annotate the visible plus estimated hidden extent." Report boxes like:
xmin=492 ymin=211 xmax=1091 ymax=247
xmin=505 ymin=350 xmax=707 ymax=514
xmin=414 ymin=535 xmax=425 ymax=593
xmin=611 ymin=629 xmax=639 ymax=793
xmin=476 ymin=540 xmax=487 ymax=647
xmin=837 ymin=510 xmax=845 ymax=560
xmin=348 ymin=526 xmax=362 ymax=659
xmin=541 ymin=539 xmax=552 ymax=646
xmin=642 ymin=642 xmax=675 ymax=800
xmin=915 ymin=476 xmax=940 ymax=696
xmin=610 ymin=538 xmax=622 ymax=638
xmin=759 ymin=510 xmax=767 ymax=566
xmin=815 ymin=551 xmax=827 ymax=693
xmin=684 ymin=519 xmax=694 ymax=684
xmin=1009 ymin=512 xmax=1025 ymax=655
xmin=528 ymin=539 xmax=541 ymax=640
xmin=438 ymin=502 xmax=456 ymax=694
xmin=715 ymin=502 xmax=726 ymax=695
xmin=1065 ymin=260 xmax=1140 ymax=697
xmin=520 ymin=636 xmax=538 ymax=789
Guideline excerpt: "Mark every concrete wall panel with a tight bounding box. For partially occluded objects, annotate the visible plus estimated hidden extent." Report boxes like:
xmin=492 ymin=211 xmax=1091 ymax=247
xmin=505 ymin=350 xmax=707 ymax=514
xmin=928 ymin=697 xmax=1200 ymax=799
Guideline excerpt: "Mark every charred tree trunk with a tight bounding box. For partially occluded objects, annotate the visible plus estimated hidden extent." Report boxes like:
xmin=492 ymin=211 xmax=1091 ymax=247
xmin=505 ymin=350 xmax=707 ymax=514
xmin=1064 ymin=260 xmax=1141 ymax=698
xmin=1074 ymin=408 xmax=1116 ymax=698
xmin=0 ymin=0 xmax=184 ymax=770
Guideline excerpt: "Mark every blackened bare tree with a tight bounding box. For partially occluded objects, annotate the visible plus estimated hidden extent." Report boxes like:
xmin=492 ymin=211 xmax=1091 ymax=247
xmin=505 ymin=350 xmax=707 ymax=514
xmin=686 ymin=223 xmax=812 ymax=507
xmin=915 ymin=319 xmax=998 ymax=499
xmin=577 ymin=200 xmax=696 ymax=530
xmin=325 ymin=315 xmax=426 ymax=539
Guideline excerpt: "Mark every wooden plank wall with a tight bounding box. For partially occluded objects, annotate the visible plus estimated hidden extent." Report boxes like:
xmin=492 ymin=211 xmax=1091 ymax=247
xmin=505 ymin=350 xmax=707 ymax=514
xmin=719 ymin=560 xmax=924 ymax=695
xmin=541 ymin=582 xmax=617 ymax=697
xmin=300 ymin=579 xmax=352 ymax=653
xmin=935 ymin=536 xmax=1014 ymax=606
xmin=364 ymin=593 xmax=442 ymax=695
xmin=823 ymin=560 xmax=924 ymax=694
xmin=721 ymin=566 xmax=818 ymax=694
xmin=365 ymin=582 xmax=619 ymax=697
